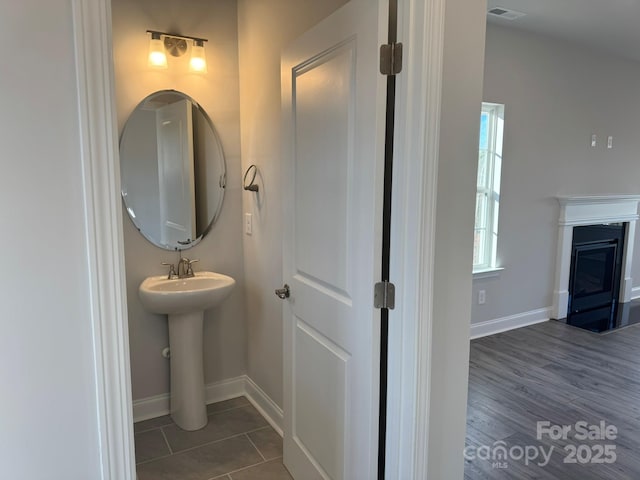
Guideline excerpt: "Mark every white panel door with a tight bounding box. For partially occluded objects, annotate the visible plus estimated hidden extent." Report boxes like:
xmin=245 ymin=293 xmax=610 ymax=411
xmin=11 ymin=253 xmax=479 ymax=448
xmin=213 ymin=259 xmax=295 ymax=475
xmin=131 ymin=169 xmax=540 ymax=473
xmin=281 ymin=1 xmax=386 ymax=478
xmin=156 ymin=99 xmax=196 ymax=247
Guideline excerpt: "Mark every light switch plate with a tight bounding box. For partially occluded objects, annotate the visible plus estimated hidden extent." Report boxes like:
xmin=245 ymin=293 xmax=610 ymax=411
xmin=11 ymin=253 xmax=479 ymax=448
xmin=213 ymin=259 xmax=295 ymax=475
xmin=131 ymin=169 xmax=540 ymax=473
xmin=244 ymin=213 xmax=252 ymax=235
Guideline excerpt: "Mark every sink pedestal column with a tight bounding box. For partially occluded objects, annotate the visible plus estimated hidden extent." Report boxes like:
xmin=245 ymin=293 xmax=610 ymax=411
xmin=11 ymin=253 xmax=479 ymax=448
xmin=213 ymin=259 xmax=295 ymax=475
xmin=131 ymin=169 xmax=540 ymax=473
xmin=168 ymin=311 xmax=207 ymax=431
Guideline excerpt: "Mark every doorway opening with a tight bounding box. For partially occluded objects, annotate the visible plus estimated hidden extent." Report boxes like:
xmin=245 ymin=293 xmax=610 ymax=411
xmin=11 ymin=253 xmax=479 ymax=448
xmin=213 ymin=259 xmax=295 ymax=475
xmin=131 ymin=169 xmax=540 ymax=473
xmin=113 ymin=0 xmax=392 ymax=476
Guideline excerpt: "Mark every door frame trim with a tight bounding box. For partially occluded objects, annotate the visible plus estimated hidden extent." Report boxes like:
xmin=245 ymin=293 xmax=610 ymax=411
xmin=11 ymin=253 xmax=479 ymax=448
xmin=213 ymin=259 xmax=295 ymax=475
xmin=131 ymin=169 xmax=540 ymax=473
xmin=72 ymin=0 xmax=136 ymax=478
xmin=73 ymin=0 xmax=445 ymax=478
xmin=384 ymin=0 xmax=444 ymax=477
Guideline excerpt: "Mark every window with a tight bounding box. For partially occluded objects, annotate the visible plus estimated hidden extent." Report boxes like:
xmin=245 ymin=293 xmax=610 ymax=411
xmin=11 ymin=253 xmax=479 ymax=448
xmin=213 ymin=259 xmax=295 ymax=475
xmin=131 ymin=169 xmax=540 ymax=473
xmin=474 ymin=102 xmax=504 ymax=272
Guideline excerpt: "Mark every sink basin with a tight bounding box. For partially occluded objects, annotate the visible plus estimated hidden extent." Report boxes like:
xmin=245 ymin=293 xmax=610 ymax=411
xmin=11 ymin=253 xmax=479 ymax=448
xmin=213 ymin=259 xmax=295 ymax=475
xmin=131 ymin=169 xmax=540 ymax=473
xmin=139 ymin=271 xmax=235 ymax=315
xmin=138 ymin=270 xmax=235 ymax=431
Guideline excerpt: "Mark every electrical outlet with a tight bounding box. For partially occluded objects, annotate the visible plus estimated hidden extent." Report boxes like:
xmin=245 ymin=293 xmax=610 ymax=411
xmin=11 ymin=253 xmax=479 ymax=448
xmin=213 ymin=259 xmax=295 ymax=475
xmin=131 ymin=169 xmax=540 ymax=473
xmin=478 ymin=290 xmax=486 ymax=305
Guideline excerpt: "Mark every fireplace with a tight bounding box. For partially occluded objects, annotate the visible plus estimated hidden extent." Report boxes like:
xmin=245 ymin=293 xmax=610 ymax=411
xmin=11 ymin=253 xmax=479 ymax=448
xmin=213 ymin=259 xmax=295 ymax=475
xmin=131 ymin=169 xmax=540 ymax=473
xmin=552 ymin=196 xmax=640 ymax=325
xmin=567 ymin=224 xmax=625 ymax=316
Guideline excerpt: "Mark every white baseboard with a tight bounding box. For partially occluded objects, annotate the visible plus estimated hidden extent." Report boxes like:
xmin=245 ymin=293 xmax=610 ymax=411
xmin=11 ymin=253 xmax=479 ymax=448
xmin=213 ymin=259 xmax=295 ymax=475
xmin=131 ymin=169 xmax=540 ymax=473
xmin=205 ymin=376 xmax=249 ymax=405
xmin=632 ymin=286 xmax=640 ymax=300
xmin=132 ymin=392 xmax=172 ymax=423
xmin=132 ymin=375 xmax=283 ymax=434
xmin=132 ymin=376 xmax=246 ymax=423
xmin=470 ymin=307 xmax=551 ymax=339
xmin=244 ymin=377 xmax=284 ymax=436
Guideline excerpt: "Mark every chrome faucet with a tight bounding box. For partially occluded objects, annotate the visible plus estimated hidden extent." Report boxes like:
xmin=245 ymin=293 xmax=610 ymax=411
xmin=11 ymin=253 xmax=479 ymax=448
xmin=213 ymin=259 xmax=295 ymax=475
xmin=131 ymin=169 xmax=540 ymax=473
xmin=177 ymin=257 xmax=199 ymax=278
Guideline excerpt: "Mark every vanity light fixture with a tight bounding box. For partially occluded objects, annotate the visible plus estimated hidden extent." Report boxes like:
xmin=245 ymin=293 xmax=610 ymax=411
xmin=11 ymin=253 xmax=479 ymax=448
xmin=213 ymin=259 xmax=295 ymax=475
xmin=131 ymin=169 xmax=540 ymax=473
xmin=146 ymin=30 xmax=208 ymax=73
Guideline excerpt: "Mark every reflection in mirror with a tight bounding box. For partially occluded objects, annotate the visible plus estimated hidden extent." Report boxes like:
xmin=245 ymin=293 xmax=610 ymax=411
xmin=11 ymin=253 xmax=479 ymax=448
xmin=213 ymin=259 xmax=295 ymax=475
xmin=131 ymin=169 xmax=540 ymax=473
xmin=120 ymin=90 xmax=226 ymax=250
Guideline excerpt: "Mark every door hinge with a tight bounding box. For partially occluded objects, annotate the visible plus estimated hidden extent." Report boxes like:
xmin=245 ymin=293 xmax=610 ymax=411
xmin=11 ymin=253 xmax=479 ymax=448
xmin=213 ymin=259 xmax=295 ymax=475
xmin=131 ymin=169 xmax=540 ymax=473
xmin=380 ymin=42 xmax=403 ymax=75
xmin=374 ymin=281 xmax=396 ymax=309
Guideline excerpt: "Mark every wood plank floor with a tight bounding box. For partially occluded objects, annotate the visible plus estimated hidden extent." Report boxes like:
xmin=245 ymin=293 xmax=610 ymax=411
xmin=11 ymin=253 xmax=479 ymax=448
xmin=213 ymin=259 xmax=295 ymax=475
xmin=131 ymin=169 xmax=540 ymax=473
xmin=465 ymin=320 xmax=640 ymax=479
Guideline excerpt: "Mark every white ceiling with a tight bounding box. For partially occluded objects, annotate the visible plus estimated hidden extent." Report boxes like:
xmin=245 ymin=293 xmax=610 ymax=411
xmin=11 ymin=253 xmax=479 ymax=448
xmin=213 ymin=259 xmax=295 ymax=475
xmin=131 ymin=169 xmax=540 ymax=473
xmin=486 ymin=0 xmax=640 ymax=63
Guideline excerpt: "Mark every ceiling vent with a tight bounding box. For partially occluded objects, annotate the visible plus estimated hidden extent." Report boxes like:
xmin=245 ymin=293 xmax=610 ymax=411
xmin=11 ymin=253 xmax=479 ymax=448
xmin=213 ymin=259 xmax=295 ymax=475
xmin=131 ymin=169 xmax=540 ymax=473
xmin=487 ymin=7 xmax=526 ymax=20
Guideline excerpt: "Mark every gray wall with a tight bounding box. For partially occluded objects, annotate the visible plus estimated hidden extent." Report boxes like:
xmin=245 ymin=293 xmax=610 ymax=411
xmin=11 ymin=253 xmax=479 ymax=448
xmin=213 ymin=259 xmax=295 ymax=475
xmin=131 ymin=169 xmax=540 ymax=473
xmin=112 ymin=0 xmax=247 ymax=401
xmin=0 ymin=0 xmax=103 ymax=477
xmin=236 ymin=0 xmax=348 ymax=408
xmin=472 ymin=24 xmax=640 ymax=325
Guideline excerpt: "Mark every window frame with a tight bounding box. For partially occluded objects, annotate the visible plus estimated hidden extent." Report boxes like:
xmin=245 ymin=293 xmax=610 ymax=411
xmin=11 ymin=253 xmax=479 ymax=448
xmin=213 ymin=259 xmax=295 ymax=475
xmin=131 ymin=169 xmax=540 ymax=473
xmin=473 ymin=102 xmax=504 ymax=273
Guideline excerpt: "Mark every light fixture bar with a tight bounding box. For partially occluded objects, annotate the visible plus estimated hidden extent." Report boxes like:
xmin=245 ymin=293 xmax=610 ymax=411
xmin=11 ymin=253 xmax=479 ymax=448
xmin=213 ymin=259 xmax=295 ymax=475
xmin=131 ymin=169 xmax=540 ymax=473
xmin=146 ymin=30 xmax=208 ymax=44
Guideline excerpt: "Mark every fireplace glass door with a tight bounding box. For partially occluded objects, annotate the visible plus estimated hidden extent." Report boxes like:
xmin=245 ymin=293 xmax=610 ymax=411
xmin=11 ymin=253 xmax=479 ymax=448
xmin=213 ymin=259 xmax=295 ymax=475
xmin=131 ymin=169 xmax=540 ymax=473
xmin=569 ymin=242 xmax=618 ymax=313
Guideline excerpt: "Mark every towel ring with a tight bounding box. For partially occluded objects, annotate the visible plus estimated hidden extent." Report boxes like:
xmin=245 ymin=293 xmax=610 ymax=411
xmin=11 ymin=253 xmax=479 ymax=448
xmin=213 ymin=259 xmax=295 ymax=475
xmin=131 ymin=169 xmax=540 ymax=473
xmin=243 ymin=164 xmax=259 ymax=192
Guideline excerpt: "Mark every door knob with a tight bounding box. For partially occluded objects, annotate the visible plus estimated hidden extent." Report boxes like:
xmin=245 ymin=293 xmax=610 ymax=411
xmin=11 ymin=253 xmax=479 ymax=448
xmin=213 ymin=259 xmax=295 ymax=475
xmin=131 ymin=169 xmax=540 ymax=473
xmin=275 ymin=284 xmax=290 ymax=299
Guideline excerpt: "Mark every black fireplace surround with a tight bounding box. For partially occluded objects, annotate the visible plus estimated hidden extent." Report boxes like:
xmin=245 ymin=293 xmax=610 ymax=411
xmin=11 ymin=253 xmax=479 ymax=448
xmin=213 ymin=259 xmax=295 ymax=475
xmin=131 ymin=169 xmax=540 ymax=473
xmin=566 ymin=223 xmax=626 ymax=330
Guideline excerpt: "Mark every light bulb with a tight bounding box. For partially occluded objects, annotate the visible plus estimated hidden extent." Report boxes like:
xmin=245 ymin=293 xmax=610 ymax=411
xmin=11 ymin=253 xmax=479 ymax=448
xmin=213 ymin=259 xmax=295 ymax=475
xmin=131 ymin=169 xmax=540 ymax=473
xmin=189 ymin=40 xmax=207 ymax=73
xmin=148 ymin=34 xmax=167 ymax=69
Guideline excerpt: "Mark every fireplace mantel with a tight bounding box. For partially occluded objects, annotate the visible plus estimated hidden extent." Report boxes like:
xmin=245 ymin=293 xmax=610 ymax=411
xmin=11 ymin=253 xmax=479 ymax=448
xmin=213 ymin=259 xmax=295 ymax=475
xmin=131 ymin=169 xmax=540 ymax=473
xmin=552 ymin=195 xmax=640 ymax=319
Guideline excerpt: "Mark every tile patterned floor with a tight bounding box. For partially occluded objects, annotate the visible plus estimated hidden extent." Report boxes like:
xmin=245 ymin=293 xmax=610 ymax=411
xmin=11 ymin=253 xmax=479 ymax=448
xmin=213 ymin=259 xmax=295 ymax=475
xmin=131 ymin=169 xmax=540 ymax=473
xmin=134 ymin=396 xmax=293 ymax=480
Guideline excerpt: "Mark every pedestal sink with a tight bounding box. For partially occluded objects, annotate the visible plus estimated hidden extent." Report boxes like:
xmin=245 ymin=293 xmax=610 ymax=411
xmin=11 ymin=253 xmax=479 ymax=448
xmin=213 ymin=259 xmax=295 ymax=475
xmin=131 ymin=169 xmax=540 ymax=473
xmin=139 ymin=271 xmax=235 ymax=431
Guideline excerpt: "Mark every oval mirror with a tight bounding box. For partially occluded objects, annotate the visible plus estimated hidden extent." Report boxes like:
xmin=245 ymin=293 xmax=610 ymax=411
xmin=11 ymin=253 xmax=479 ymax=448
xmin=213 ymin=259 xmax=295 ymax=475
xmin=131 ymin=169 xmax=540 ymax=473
xmin=119 ymin=90 xmax=226 ymax=250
